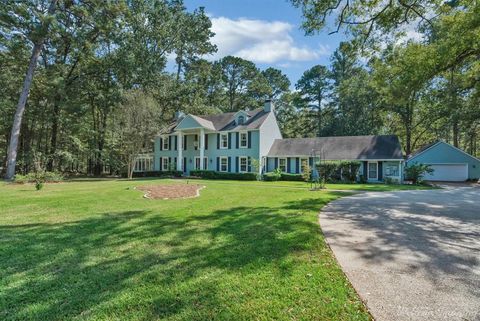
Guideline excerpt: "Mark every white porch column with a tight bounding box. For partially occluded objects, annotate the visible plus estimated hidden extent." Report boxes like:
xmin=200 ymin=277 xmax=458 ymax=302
xmin=177 ymin=131 xmax=183 ymax=171
xmin=199 ymin=128 xmax=205 ymax=170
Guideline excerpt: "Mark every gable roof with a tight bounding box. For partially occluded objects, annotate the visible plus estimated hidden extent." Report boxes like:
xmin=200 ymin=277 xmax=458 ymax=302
xmin=267 ymin=135 xmax=404 ymax=160
xmin=408 ymin=140 xmax=480 ymax=163
xmin=197 ymin=108 xmax=268 ymax=131
xmin=162 ymin=108 xmax=268 ymax=134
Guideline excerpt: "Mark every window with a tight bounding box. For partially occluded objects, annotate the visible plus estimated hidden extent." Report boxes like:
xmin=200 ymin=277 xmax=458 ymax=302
xmin=195 ymin=157 xmax=208 ymax=170
xmin=300 ymin=158 xmax=308 ymax=173
xmin=385 ymin=163 xmax=399 ymax=176
xmin=238 ymin=115 xmax=245 ymax=125
xmin=239 ymin=157 xmax=248 ymax=172
xmin=220 ymin=133 xmax=228 ymax=149
xmin=134 ymin=156 xmax=153 ymax=172
xmin=368 ymin=162 xmax=378 ymax=179
xmin=220 ymin=157 xmax=228 ymax=172
xmin=278 ymin=158 xmax=287 ymax=172
xmin=162 ymin=136 xmax=169 ymax=150
xmin=162 ymin=157 xmax=169 ymax=171
xmin=239 ymin=131 xmax=248 ymax=148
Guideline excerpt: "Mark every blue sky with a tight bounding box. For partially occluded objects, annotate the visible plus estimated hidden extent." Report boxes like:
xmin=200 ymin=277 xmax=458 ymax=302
xmin=182 ymin=0 xmax=349 ymax=85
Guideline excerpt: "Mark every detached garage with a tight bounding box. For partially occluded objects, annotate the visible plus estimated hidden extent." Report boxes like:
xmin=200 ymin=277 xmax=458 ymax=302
xmin=407 ymin=141 xmax=480 ymax=182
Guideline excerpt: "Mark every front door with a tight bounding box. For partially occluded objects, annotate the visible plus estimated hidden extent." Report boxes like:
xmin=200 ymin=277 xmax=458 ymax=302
xmin=195 ymin=157 xmax=208 ymax=170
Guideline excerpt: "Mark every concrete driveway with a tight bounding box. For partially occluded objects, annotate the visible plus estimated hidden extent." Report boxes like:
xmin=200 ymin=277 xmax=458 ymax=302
xmin=321 ymin=186 xmax=480 ymax=321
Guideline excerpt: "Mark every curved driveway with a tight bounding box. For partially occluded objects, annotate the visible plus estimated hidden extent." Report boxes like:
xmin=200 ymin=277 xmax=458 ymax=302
xmin=321 ymin=186 xmax=480 ymax=321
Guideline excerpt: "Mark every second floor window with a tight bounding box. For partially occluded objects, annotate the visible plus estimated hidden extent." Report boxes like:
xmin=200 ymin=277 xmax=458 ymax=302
xmin=220 ymin=133 xmax=228 ymax=149
xmin=238 ymin=115 xmax=245 ymax=124
xmin=239 ymin=132 xmax=248 ymax=148
xmin=163 ymin=136 xmax=169 ymax=150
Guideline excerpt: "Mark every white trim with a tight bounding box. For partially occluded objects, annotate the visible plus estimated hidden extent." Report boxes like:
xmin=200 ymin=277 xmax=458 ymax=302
xmin=219 ymin=156 xmax=228 ymax=172
xmin=161 ymin=157 xmax=170 ymax=171
xmin=278 ymin=157 xmax=287 ymax=172
xmin=239 ymin=131 xmax=248 ymax=148
xmin=367 ymin=161 xmax=378 ymax=180
xmin=239 ymin=156 xmax=248 ymax=173
xmin=409 ymin=141 xmax=480 ymax=163
xmin=162 ymin=135 xmax=170 ymax=150
xmin=194 ymin=156 xmax=208 ymax=170
xmin=220 ymin=133 xmax=229 ymax=149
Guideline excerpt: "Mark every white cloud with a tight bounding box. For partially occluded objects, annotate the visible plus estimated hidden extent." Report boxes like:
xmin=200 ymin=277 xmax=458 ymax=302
xmin=209 ymin=17 xmax=329 ymax=63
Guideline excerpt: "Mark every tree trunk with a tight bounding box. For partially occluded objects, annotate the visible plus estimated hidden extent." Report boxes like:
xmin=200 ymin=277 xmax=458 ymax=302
xmin=5 ymin=0 xmax=57 ymax=180
xmin=452 ymin=120 xmax=459 ymax=148
xmin=47 ymin=100 xmax=60 ymax=171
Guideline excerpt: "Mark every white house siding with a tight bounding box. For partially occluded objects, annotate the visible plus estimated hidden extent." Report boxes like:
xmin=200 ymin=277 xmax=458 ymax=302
xmin=259 ymin=112 xmax=282 ymax=166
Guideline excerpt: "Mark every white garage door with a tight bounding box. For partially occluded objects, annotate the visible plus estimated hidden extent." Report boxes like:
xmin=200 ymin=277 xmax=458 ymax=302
xmin=423 ymin=164 xmax=468 ymax=181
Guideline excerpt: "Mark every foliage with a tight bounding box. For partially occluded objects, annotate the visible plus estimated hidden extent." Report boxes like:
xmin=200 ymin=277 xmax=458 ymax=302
xmin=405 ymin=162 xmax=434 ymax=184
xmin=250 ymin=158 xmax=262 ymax=181
xmin=113 ymin=90 xmax=163 ymax=179
xmin=384 ymin=177 xmax=400 ymax=185
xmin=190 ymin=170 xmax=257 ymax=180
xmin=125 ymin=171 xmax=183 ymax=178
xmin=280 ymin=173 xmax=305 ymax=181
xmin=263 ymin=168 xmax=282 ymax=181
xmin=13 ymin=171 xmax=64 ymax=184
xmin=301 ymin=160 xmax=311 ymax=182
xmin=317 ymin=161 xmax=361 ymax=183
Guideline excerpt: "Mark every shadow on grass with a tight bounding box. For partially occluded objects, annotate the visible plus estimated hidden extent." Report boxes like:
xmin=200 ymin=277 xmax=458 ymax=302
xmin=0 ymin=196 xmax=355 ymax=320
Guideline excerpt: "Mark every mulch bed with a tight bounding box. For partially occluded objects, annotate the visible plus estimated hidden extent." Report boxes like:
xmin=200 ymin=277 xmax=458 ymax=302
xmin=136 ymin=184 xmax=205 ymax=200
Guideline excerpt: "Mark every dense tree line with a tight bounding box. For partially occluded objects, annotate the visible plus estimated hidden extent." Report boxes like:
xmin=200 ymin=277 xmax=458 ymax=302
xmin=1 ymin=0 xmax=479 ymax=178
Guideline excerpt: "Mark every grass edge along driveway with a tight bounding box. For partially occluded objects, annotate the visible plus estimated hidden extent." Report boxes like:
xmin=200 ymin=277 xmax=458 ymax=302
xmin=0 ymin=179 xmax=422 ymax=320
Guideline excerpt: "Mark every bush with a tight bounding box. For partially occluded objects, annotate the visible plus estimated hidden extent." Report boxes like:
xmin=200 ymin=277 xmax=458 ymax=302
xmin=316 ymin=161 xmax=361 ymax=183
xmin=280 ymin=173 xmax=304 ymax=181
xmin=384 ymin=177 xmax=400 ymax=185
xmin=301 ymin=161 xmax=311 ymax=182
xmin=263 ymin=168 xmax=282 ymax=181
xmin=126 ymin=170 xmax=183 ymax=178
xmin=13 ymin=171 xmax=64 ymax=184
xmin=405 ymin=162 xmax=434 ymax=184
xmin=190 ymin=170 xmax=257 ymax=181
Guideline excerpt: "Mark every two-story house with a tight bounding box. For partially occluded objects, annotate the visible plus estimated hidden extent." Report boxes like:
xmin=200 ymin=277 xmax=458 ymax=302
xmin=150 ymin=100 xmax=281 ymax=175
xmin=134 ymin=100 xmax=405 ymax=182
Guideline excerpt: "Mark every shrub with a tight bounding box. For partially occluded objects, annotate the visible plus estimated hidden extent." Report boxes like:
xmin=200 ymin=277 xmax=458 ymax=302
xmin=126 ymin=170 xmax=183 ymax=178
xmin=301 ymin=160 xmax=311 ymax=182
xmin=13 ymin=171 xmax=64 ymax=184
xmin=190 ymin=170 xmax=257 ymax=181
xmin=280 ymin=173 xmax=304 ymax=181
xmin=316 ymin=161 xmax=361 ymax=183
xmin=405 ymin=162 xmax=434 ymax=184
xmin=263 ymin=168 xmax=282 ymax=181
xmin=384 ymin=177 xmax=399 ymax=185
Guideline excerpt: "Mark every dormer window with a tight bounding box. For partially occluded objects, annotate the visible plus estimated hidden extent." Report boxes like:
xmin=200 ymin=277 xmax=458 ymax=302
xmin=238 ymin=115 xmax=245 ymax=125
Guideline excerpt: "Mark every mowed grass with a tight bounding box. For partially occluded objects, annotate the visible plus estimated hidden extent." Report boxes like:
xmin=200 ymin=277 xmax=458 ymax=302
xmin=0 ymin=179 xmax=375 ymax=321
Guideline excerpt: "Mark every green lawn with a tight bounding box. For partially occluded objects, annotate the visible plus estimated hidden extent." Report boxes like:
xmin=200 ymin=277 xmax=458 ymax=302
xmin=0 ymin=179 xmax=422 ymax=321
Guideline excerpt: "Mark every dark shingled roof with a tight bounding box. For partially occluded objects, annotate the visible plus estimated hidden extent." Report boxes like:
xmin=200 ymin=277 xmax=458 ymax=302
xmin=161 ymin=108 xmax=268 ymax=134
xmin=267 ymin=135 xmax=404 ymax=160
